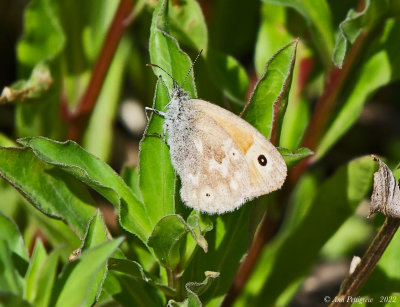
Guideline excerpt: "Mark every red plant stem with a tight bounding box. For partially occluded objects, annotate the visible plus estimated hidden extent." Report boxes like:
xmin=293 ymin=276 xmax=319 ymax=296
xmin=290 ymin=31 xmax=366 ymax=183
xmin=66 ymin=0 xmax=134 ymax=141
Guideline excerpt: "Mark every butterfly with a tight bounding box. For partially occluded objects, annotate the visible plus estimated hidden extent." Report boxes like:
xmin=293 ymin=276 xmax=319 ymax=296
xmin=146 ymin=58 xmax=287 ymax=214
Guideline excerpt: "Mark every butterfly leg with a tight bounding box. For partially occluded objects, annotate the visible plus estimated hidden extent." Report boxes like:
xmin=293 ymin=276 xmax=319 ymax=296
xmin=145 ymin=107 xmax=166 ymax=119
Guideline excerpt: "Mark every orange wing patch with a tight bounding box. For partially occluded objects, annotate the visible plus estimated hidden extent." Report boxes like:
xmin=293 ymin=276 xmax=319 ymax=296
xmin=210 ymin=116 xmax=254 ymax=154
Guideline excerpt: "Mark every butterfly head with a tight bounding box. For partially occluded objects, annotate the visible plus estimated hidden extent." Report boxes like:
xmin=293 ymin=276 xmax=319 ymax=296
xmin=171 ymin=82 xmax=190 ymax=101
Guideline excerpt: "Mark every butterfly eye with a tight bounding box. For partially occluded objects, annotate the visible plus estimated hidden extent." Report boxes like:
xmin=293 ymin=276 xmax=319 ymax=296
xmin=258 ymin=155 xmax=267 ymax=166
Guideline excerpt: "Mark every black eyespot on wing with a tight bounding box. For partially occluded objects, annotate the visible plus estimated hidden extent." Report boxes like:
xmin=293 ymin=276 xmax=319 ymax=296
xmin=258 ymin=155 xmax=267 ymax=166
xmin=206 ymin=193 xmax=211 ymax=197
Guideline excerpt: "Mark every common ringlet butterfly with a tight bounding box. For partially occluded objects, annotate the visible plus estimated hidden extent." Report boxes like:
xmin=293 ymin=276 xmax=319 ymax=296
xmin=147 ymin=56 xmax=287 ymax=214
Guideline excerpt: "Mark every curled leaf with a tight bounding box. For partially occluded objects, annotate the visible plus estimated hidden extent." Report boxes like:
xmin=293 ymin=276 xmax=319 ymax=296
xmin=0 ymin=62 xmax=53 ymax=104
xmin=370 ymin=155 xmax=400 ymax=218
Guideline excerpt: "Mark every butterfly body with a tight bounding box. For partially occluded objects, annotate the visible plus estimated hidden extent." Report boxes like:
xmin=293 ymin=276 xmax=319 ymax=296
xmin=161 ymin=86 xmax=287 ymax=214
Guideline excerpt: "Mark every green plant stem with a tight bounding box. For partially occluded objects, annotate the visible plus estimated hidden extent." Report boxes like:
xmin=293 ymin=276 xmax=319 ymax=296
xmin=64 ymin=0 xmax=134 ymax=142
xmin=330 ymin=217 xmax=400 ymax=307
xmin=167 ymin=268 xmax=183 ymax=300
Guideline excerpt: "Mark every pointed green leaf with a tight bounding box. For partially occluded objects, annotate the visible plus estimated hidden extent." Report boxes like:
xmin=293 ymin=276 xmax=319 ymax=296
xmin=32 ymin=248 xmax=63 ymax=307
xmin=108 ymin=257 xmax=176 ymax=297
xmin=0 ymin=212 xmax=28 ymax=262
xmin=17 ymin=137 xmax=152 ymax=243
xmin=333 ymin=0 xmax=395 ymax=67
xmin=73 ymin=211 xmax=109 ymax=303
xmin=242 ymin=40 xmax=297 ymax=142
xmin=24 ymin=239 xmax=47 ymax=302
xmin=149 ymin=0 xmax=196 ymax=96
xmin=147 ymin=215 xmax=207 ymax=270
xmin=121 ymin=166 xmax=142 ymax=201
xmin=53 ymin=237 xmax=124 ymax=307
xmin=0 ymin=146 xmax=96 ymax=236
xmin=81 ymin=210 xmax=108 ymax=251
xmin=278 ymin=147 xmax=313 ymax=168
xmin=0 ymin=240 xmax=24 ymax=295
xmin=139 ymin=81 xmax=176 ymax=225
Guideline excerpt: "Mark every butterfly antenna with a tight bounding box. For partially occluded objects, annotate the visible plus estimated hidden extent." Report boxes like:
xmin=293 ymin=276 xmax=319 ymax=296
xmin=181 ymin=49 xmax=203 ymax=88
xmin=146 ymin=63 xmax=179 ymax=88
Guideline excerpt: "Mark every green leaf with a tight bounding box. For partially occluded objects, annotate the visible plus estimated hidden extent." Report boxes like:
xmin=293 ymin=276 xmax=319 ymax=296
xmin=149 ymin=0 xmax=196 ymax=96
xmin=24 ymin=239 xmax=47 ymax=302
xmin=147 ymin=215 xmax=208 ymax=270
xmin=0 ymin=292 xmax=32 ymax=307
xmin=25 ymin=205 xmax=81 ymax=256
xmin=32 ymin=248 xmax=63 ymax=307
xmin=0 ymin=134 xmax=16 ymax=147
xmin=121 ymin=166 xmax=143 ymax=202
xmin=168 ymin=271 xmax=220 ymax=307
xmin=17 ymin=137 xmax=152 ymax=243
xmin=316 ymin=19 xmax=400 ymax=160
xmin=0 ymin=62 xmax=53 ymax=105
xmin=321 ymin=216 xmax=373 ymax=259
xmin=206 ymin=49 xmax=249 ymax=113
xmin=333 ymin=0 xmax=394 ymax=68
xmin=278 ymin=147 xmax=313 ymax=168
xmin=263 ymin=0 xmax=334 ymax=67
xmin=114 ymin=274 xmax=166 ymax=307
xmin=53 ymin=237 xmax=124 ymax=307
xmin=0 ymin=212 xmax=28 ymax=262
xmin=332 ymin=1 xmax=369 ymax=68
xmin=16 ymin=0 xmax=64 ymax=75
xmin=279 ymin=95 xmax=310 ymax=150
xmin=168 ymin=0 xmax=208 ymax=52
xmin=55 ymin=0 xmax=117 ymax=75
xmin=240 ymin=156 xmax=376 ymax=306
xmin=0 ymin=146 xmax=96 ymax=236
xmin=242 ymin=40 xmax=298 ymax=142
xmin=108 ymin=257 xmax=176 ymax=297
xmin=73 ymin=211 xmax=109 ymax=303
xmin=81 ymin=211 xmax=108 ymax=251
xmin=183 ymin=208 xmax=251 ymax=306
xmin=15 ymin=0 xmax=66 ymax=139
xmin=255 ymin=5 xmax=311 ymax=150
xmin=0 ymin=240 xmax=24 ymax=295
xmin=139 ymin=81 xmax=176 ymax=225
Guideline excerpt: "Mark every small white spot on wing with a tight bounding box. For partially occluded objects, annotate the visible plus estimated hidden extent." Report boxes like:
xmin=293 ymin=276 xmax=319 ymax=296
xmin=230 ymin=179 xmax=239 ymax=191
xmin=194 ymin=139 xmax=203 ymax=154
xmin=187 ymin=173 xmax=199 ymax=185
xmin=208 ymin=158 xmax=229 ymax=177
